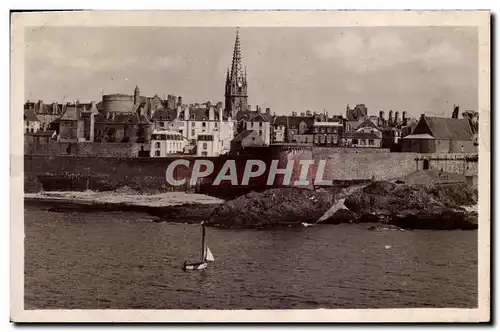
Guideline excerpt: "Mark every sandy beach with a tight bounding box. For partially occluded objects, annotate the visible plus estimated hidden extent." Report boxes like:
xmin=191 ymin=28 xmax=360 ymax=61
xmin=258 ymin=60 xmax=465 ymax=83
xmin=24 ymin=190 xmax=224 ymax=207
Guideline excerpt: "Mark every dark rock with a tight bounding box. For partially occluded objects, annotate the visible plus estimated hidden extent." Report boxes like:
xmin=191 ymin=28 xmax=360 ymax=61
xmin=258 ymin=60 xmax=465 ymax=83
xmin=321 ymin=208 xmax=356 ymax=224
xmin=206 ymin=187 xmax=335 ymax=229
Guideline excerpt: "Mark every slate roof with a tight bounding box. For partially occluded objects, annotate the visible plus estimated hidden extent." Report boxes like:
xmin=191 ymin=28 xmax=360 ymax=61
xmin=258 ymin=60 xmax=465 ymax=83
xmin=355 ymin=118 xmax=379 ymax=130
xmin=24 ymin=108 xmax=39 ymax=122
xmin=232 ymin=130 xmax=258 ymax=142
xmin=272 ymin=115 xmax=288 ymax=126
xmin=420 ymin=116 xmax=473 ymax=141
xmin=59 ymin=106 xmax=81 ymax=121
xmin=402 ymin=133 xmax=435 ymax=140
xmin=287 ymin=116 xmax=315 ymax=129
xmin=152 ymin=108 xmax=178 ymax=121
xmin=346 ymin=104 xmax=368 ymax=121
xmin=94 ymin=112 xmax=150 ymax=125
xmin=249 ymin=113 xmax=273 ymax=123
xmin=235 ymin=110 xmax=258 ymax=121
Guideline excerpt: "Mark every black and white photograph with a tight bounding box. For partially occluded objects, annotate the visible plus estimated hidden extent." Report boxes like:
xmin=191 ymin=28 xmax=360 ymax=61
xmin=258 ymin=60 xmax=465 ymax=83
xmin=10 ymin=10 xmax=490 ymax=323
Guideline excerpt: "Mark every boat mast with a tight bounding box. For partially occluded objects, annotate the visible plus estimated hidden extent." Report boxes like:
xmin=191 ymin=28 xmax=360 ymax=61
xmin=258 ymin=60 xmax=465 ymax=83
xmin=201 ymin=223 xmax=206 ymax=262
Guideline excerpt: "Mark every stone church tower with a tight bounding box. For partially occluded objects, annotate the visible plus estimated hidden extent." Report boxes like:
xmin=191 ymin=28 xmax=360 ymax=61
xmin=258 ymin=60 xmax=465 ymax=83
xmin=225 ymin=29 xmax=248 ymax=118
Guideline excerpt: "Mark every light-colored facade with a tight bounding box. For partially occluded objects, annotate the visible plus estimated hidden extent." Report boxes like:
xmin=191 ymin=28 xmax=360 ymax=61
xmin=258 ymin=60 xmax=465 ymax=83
xmin=154 ymin=104 xmax=235 ymax=156
xmin=245 ymin=114 xmax=271 ymax=145
xmin=197 ymin=133 xmax=221 ymax=157
xmin=150 ymin=129 xmax=187 ymax=157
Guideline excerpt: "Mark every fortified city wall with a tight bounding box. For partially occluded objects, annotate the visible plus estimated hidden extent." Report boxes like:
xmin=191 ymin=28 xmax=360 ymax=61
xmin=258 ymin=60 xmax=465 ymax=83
xmin=24 ymin=143 xmax=478 ymax=197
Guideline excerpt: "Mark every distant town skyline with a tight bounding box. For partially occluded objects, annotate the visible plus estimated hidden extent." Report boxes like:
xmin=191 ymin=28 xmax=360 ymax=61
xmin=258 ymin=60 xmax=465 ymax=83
xmin=25 ymin=26 xmax=478 ymax=118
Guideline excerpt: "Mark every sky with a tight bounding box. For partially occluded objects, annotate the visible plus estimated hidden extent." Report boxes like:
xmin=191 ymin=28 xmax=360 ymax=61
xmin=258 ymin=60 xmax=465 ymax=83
xmin=24 ymin=26 xmax=478 ymax=118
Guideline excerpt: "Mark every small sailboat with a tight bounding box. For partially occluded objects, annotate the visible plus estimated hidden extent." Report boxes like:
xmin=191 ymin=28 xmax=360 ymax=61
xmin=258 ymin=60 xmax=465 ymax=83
xmin=182 ymin=222 xmax=215 ymax=271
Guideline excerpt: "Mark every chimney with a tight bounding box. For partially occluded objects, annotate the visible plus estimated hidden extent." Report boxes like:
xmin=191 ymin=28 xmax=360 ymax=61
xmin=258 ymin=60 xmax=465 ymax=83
xmin=300 ymin=112 xmax=305 ymax=116
xmin=209 ymin=105 xmax=215 ymax=121
xmin=256 ymin=105 xmax=261 ymax=113
xmin=247 ymin=104 xmax=251 ymax=112
xmin=402 ymin=111 xmax=407 ymax=126
xmin=394 ymin=111 xmax=400 ymax=123
xmin=379 ymin=110 xmax=385 ymax=120
xmin=306 ymin=110 xmax=312 ymax=116
xmin=421 ymin=113 xmax=426 ymax=119
xmin=452 ymin=104 xmax=459 ymax=119
xmin=206 ymin=101 xmax=212 ymax=109
xmin=266 ymin=107 xmax=271 ymax=114
xmin=292 ymin=111 xmax=297 ymax=117
xmin=176 ymin=105 xmax=182 ymax=119
xmin=177 ymin=96 xmax=183 ymax=106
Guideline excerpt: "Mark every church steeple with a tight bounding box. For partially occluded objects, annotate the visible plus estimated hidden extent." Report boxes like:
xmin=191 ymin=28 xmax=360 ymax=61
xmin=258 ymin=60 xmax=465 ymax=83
xmin=225 ymin=28 xmax=248 ymax=117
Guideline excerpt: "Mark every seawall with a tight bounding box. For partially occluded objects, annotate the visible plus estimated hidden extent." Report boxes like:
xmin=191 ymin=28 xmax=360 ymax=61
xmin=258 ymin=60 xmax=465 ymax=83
xmin=24 ymin=146 xmax=478 ymax=199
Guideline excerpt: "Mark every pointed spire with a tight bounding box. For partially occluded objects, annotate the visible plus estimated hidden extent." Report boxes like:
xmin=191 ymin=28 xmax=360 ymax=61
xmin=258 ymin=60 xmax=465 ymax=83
xmin=230 ymin=28 xmax=244 ymax=82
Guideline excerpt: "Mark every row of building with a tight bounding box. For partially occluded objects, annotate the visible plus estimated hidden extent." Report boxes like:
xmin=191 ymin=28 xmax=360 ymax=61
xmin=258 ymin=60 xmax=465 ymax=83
xmin=24 ymin=30 xmax=479 ymax=157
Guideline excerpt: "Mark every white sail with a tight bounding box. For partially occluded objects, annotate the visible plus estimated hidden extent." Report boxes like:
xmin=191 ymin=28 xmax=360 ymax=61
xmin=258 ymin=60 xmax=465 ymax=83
xmin=205 ymin=246 xmax=215 ymax=262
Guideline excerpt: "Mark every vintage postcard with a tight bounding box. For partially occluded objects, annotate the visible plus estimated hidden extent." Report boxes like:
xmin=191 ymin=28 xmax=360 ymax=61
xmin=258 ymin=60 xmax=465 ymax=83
xmin=11 ymin=10 xmax=490 ymax=323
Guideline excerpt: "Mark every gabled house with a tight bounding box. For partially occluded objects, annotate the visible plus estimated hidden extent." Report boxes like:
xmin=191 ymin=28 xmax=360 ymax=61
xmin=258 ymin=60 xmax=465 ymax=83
xmin=342 ymin=118 xmax=382 ymax=148
xmin=24 ymin=108 xmax=40 ymax=134
xmin=245 ymin=113 xmax=273 ymax=145
xmin=230 ymin=130 xmax=266 ymax=155
xmin=402 ymin=114 xmax=475 ymax=153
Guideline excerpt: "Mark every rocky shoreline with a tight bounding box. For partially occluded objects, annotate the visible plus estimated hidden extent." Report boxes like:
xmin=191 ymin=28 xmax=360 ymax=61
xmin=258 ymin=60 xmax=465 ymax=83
xmin=25 ymin=178 xmax=478 ymax=230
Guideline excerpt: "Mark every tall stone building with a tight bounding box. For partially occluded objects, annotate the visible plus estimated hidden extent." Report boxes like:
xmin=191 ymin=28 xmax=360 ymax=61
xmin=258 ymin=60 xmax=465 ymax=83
xmin=224 ymin=29 xmax=248 ymax=118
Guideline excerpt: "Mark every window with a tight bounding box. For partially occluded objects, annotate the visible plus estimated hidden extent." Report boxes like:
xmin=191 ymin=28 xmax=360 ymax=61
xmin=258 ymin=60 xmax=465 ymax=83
xmin=259 ymin=130 xmax=263 ymax=136
xmin=202 ymin=122 xmax=206 ymax=127
xmin=259 ymin=122 xmax=262 ymax=127
xmin=159 ymin=121 xmax=165 ymax=127
xmin=155 ymin=150 xmax=160 ymax=157
xmin=369 ymin=139 xmax=374 ymax=145
xmin=191 ymin=122 xmax=195 ymax=126
xmin=203 ymin=142 xmax=208 ymax=149
xmin=155 ymin=142 xmax=160 ymax=148
xmin=191 ymin=130 xmax=195 ymax=137
xmin=352 ymin=139 xmax=358 ymax=145
xmin=251 ymin=122 xmax=254 ymax=127
xmin=214 ymin=122 xmax=218 ymax=128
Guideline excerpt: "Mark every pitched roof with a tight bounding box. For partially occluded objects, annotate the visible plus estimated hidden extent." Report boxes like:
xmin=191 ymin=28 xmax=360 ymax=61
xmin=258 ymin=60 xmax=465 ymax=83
xmin=402 ymin=133 xmax=434 ymax=140
xmin=343 ymin=131 xmax=380 ymax=140
xmin=423 ymin=117 xmax=473 ymax=141
xmin=59 ymin=106 xmax=81 ymax=121
xmin=249 ymin=113 xmax=272 ymax=122
xmin=232 ymin=130 xmax=258 ymax=142
xmin=288 ymin=116 xmax=315 ymax=128
xmin=94 ymin=112 xmax=150 ymax=124
xmin=235 ymin=110 xmax=258 ymax=121
xmin=152 ymin=108 xmax=178 ymax=121
xmin=24 ymin=108 xmax=39 ymax=122
xmin=355 ymin=118 xmax=379 ymax=130
xmin=272 ymin=115 xmax=288 ymax=126
xmin=346 ymin=104 xmax=368 ymax=121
